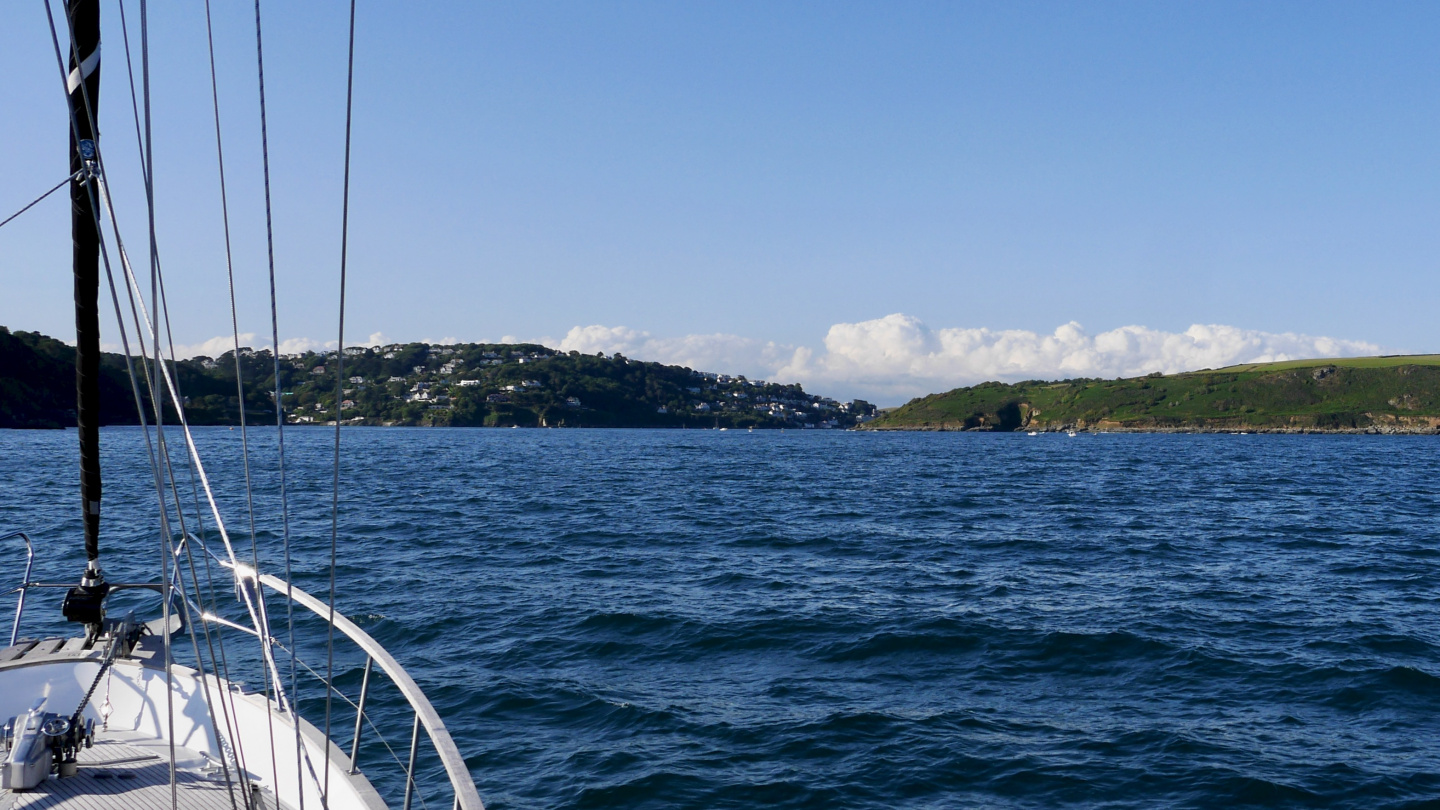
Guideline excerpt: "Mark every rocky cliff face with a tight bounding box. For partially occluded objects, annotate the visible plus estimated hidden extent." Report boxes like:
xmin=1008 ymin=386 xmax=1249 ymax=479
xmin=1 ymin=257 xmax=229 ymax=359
xmin=1017 ymin=413 xmax=1440 ymax=434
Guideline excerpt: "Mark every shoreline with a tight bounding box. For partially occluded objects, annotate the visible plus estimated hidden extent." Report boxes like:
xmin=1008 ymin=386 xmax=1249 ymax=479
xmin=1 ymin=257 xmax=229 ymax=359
xmin=860 ymin=424 xmax=1440 ymax=435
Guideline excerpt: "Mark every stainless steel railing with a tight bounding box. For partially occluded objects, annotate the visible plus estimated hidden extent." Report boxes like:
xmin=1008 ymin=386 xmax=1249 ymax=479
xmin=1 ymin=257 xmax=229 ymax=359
xmin=241 ymin=569 xmax=484 ymax=810
xmin=1 ymin=529 xmax=483 ymax=810
xmin=1 ymin=531 xmax=35 ymax=647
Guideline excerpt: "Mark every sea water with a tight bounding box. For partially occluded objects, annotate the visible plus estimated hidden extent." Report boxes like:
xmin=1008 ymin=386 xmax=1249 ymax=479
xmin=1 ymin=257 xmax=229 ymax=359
xmin=1 ymin=427 xmax=1437 ymax=808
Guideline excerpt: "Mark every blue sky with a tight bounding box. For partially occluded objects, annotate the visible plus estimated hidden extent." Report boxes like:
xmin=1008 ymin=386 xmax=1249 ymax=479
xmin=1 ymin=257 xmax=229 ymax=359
xmin=1 ymin=2 xmax=1437 ymax=402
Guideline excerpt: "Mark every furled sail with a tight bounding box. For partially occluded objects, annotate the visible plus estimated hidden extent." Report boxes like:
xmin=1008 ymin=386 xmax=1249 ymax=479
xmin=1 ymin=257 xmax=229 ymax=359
xmin=67 ymin=0 xmax=101 ymax=565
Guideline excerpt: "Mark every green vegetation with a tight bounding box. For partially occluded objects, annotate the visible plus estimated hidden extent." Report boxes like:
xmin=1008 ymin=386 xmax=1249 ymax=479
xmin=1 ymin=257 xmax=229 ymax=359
xmin=0 ymin=327 xmax=877 ymax=430
xmin=266 ymin=342 xmax=872 ymax=428
xmin=0 ymin=328 xmax=176 ymax=428
xmin=1214 ymin=355 xmax=1440 ymax=373
xmin=865 ymin=357 xmax=1440 ymax=433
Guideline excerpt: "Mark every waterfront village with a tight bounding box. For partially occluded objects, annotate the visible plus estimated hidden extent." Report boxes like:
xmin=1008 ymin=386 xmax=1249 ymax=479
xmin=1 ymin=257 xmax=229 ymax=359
xmin=185 ymin=341 xmax=879 ymax=429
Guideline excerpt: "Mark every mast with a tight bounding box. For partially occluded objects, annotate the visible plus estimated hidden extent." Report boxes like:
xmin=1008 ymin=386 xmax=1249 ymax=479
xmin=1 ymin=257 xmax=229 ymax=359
xmin=67 ymin=0 xmax=102 ymax=571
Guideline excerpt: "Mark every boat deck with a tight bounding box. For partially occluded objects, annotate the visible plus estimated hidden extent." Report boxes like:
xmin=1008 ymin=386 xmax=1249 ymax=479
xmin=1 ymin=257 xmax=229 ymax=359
xmin=0 ymin=730 xmax=285 ymax=810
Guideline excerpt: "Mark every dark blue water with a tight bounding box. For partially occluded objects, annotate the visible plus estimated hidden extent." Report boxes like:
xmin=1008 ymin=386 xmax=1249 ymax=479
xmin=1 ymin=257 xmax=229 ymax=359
xmin=2 ymin=427 xmax=1439 ymax=809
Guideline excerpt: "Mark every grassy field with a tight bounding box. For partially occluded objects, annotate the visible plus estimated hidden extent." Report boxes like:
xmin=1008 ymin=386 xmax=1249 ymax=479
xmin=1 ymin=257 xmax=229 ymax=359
xmin=1214 ymin=354 xmax=1440 ymax=373
xmin=864 ymin=356 xmax=1440 ymax=433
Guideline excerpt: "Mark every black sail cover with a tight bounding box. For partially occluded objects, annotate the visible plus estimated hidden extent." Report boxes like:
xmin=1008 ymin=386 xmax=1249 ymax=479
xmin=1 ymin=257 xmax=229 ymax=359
xmin=68 ymin=0 xmax=101 ymax=563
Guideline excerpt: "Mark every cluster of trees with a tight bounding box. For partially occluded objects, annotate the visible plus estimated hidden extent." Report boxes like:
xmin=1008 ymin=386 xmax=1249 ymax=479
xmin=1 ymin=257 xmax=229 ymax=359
xmin=247 ymin=342 xmax=876 ymax=429
xmin=0 ymin=328 xmax=877 ymax=429
xmin=868 ymin=363 xmax=1440 ymax=432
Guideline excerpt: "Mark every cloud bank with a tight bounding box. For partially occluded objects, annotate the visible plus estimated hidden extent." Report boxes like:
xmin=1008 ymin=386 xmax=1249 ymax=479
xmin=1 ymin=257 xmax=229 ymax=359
xmin=555 ymin=315 xmax=1385 ymax=403
xmin=165 ymin=331 xmax=391 ymax=359
xmin=158 ymin=316 xmax=1386 ymax=405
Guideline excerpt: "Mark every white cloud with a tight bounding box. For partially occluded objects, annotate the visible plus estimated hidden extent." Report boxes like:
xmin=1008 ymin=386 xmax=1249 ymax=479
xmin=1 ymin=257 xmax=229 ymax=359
xmin=547 ymin=315 xmax=1387 ymax=404
xmin=146 ymin=315 xmax=1390 ymax=405
xmin=776 ymin=315 xmax=1385 ymax=402
xmin=556 ymin=324 xmax=803 ymax=375
xmin=132 ymin=330 xmax=389 ymax=359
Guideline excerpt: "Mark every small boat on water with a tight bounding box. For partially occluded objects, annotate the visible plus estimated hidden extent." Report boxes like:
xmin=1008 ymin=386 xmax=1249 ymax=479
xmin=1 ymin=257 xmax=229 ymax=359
xmin=0 ymin=3 xmax=482 ymax=808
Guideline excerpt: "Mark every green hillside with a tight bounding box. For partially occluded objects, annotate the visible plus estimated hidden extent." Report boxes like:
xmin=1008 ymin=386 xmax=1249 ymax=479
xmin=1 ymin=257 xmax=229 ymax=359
xmin=0 ymin=327 xmax=875 ymax=430
xmin=864 ymin=357 xmax=1440 ymax=434
xmin=1213 ymin=355 xmax=1440 ymax=373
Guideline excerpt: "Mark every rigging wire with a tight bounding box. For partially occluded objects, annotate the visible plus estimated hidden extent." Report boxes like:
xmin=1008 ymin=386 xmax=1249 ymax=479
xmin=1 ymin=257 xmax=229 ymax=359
xmin=37 ymin=3 xmax=335 ymax=807
xmin=132 ymin=3 xmax=180 ymax=804
xmin=45 ymin=4 xmax=253 ymax=806
xmin=0 ymin=171 xmax=82 ymax=231
xmin=250 ymin=1 xmax=306 ymax=804
xmin=35 ymin=3 xmax=419 ymax=807
xmin=112 ymin=5 xmax=248 ymax=801
xmin=324 ymin=0 xmax=358 ymax=801
xmin=41 ymin=4 xmax=177 ymax=806
xmin=200 ymin=0 xmax=262 ymax=801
